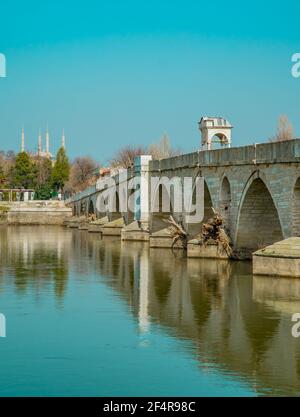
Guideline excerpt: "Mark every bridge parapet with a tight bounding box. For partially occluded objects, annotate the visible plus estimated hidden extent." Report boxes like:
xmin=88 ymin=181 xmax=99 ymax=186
xmin=150 ymin=139 xmax=300 ymax=171
xmin=65 ymin=184 xmax=97 ymax=204
xmin=65 ymin=166 xmax=135 ymax=205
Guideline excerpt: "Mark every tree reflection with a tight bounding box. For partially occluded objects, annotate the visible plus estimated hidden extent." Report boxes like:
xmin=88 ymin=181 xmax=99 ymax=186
xmin=0 ymin=226 xmax=69 ymax=299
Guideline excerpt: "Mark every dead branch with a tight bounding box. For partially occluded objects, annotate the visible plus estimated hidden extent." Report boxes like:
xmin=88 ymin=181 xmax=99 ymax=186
xmin=163 ymin=215 xmax=188 ymax=249
xmin=87 ymin=213 xmax=97 ymax=222
xmin=199 ymin=208 xmax=232 ymax=257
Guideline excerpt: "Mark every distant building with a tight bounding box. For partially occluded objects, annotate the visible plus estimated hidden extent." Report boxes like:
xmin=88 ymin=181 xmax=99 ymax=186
xmin=20 ymin=127 xmax=66 ymax=161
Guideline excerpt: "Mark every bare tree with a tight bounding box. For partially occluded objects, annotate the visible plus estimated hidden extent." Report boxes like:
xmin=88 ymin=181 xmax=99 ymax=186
xmin=148 ymin=133 xmax=181 ymax=159
xmin=0 ymin=151 xmax=15 ymax=187
xmin=270 ymin=115 xmax=294 ymax=142
xmin=67 ymin=156 xmax=99 ymax=193
xmin=110 ymin=145 xmax=146 ymax=169
xmin=110 ymin=135 xmax=181 ymax=169
xmin=0 ymin=155 xmax=6 ymax=187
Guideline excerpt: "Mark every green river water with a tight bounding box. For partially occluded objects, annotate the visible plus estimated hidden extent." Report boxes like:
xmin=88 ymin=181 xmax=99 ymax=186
xmin=0 ymin=225 xmax=300 ymax=396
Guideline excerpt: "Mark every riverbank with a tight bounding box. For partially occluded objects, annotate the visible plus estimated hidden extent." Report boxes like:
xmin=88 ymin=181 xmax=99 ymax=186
xmin=0 ymin=201 xmax=72 ymax=225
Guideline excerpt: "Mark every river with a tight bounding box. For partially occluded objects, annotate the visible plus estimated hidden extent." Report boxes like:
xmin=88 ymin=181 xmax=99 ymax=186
xmin=0 ymin=225 xmax=300 ymax=396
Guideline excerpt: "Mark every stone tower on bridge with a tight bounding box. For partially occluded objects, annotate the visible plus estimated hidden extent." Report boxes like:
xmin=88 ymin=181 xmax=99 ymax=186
xmin=199 ymin=116 xmax=233 ymax=150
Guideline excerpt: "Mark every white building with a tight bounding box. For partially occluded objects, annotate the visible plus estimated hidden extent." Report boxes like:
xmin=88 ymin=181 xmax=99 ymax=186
xmin=199 ymin=116 xmax=233 ymax=150
xmin=20 ymin=127 xmax=66 ymax=160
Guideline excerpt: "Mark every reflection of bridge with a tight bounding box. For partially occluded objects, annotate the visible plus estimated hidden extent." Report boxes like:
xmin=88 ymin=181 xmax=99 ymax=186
xmin=3 ymin=226 xmax=300 ymax=395
xmin=66 ymin=139 xmax=300 ymax=252
xmin=73 ymin=234 xmax=300 ymax=396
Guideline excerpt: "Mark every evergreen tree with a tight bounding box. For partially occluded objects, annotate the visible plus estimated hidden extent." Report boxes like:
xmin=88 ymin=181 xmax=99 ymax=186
xmin=34 ymin=157 xmax=53 ymax=200
xmin=0 ymin=164 xmax=6 ymax=187
xmin=52 ymin=147 xmax=70 ymax=191
xmin=34 ymin=182 xmax=53 ymax=200
xmin=35 ymin=156 xmax=53 ymax=186
xmin=13 ymin=152 xmax=36 ymax=188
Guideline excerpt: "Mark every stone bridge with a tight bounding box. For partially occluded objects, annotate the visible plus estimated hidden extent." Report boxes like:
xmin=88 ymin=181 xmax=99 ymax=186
xmin=66 ymin=139 xmax=300 ymax=253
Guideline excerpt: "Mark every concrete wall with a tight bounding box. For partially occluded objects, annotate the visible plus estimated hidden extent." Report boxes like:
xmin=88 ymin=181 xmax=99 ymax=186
xmin=2 ymin=201 xmax=72 ymax=225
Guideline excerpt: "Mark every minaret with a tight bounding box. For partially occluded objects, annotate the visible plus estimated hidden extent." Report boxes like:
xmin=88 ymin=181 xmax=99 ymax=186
xmin=38 ymin=129 xmax=42 ymax=155
xmin=61 ymin=129 xmax=66 ymax=149
xmin=21 ymin=127 xmax=25 ymax=152
xmin=45 ymin=126 xmax=50 ymax=156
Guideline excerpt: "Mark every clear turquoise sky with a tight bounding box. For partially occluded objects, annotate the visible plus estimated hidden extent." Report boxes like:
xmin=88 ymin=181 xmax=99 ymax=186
xmin=0 ymin=0 xmax=299 ymax=163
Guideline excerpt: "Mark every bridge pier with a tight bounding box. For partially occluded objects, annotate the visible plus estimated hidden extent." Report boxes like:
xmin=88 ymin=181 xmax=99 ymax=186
xmin=102 ymin=217 xmax=125 ymax=236
xmin=149 ymin=228 xmax=185 ymax=249
xmin=187 ymin=240 xmax=229 ymax=259
xmin=88 ymin=215 xmax=109 ymax=233
xmin=122 ymin=156 xmax=152 ymax=242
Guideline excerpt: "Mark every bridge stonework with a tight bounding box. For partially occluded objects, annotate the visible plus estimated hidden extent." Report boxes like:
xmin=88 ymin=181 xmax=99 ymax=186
xmin=66 ymin=139 xmax=300 ymax=252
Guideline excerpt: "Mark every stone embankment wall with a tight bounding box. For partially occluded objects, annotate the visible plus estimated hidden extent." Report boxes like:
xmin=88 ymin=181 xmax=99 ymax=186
xmin=0 ymin=201 xmax=72 ymax=225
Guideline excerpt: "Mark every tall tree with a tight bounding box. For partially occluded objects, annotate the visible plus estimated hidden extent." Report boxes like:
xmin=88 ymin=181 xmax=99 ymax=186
xmin=148 ymin=133 xmax=181 ymax=159
xmin=0 ymin=154 xmax=6 ymax=187
xmin=34 ymin=182 xmax=53 ymax=200
xmin=34 ymin=156 xmax=53 ymax=186
xmin=13 ymin=152 xmax=36 ymax=188
xmin=52 ymin=147 xmax=70 ymax=191
xmin=271 ymin=115 xmax=294 ymax=142
xmin=34 ymin=156 xmax=53 ymax=200
xmin=0 ymin=164 xmax=6 ymax=187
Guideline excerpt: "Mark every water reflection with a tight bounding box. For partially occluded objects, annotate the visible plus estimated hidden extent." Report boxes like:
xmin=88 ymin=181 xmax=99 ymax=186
xmin=1 ymin=226 xmax=300 ymax=395
xmin=92 ymin=237 xmax=300 ymax=396
xmin=0 ymin=226 xmax=69 ymax=299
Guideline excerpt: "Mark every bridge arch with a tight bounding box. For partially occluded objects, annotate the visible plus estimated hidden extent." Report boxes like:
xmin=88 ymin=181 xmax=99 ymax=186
xmin=236 ymin=172 xmax=283 ymax=251
xmin=88 ymin=199 xmax=95 ymax=215
xmin=150 ymin=181 xmax=175 ymax=233
xmin=109 ymin=190 xmax=122 ymax=221
xmin=96 ymin=190 xmax=109 ymax=218
xmin=219 ymin=176 xmax=231 ymax=233
xmin=210 ymin=132 xmax=230 ymax=149
xmin=292 ymin=177 xmax=300 ymax=236
xmin=185 ymin=178 xmax=213 ymax=237
xmin=80 ymin=200 xmax=87 ymax=216
xmin=202 ymin=179 xmax=214 ymax=222
xmin=125 ymin=186 xmax=136 ymax=225
xmin=73 ymin=203 xmax=78 ymax=216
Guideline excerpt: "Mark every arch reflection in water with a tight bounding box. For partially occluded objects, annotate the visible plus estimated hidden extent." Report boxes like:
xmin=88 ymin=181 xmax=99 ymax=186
xmin=93 ymin=240 xmax=300 ymax=396
xmin=1 ymin=227 xmax=300 ymax=395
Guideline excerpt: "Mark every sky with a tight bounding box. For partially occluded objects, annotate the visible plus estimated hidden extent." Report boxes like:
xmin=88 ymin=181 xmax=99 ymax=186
xmin=0 ymin=0 xmax=300 ymax=164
